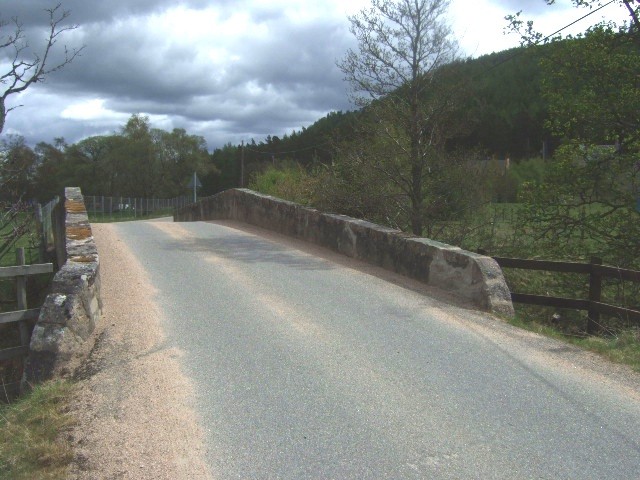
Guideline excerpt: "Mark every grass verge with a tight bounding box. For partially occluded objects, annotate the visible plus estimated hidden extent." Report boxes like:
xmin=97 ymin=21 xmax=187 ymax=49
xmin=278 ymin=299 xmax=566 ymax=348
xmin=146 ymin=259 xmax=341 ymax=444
xmin=0 ymin=381 xmax=76 ymax=479
xmin=508 ymin=315 xmax=640 ymax=372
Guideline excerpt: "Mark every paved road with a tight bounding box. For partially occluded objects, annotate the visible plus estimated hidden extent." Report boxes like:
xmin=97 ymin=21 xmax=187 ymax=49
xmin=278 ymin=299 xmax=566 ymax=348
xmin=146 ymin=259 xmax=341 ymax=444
xmin=113 ymin=218 xmax=640 ymax=479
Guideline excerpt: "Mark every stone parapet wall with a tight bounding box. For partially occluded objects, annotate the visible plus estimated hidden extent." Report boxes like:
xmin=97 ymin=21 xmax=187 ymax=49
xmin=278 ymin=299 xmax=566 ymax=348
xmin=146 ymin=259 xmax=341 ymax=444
xmin=23 ymin=187 xmax=102 ymax=385
xmin=174 ymin=189 xmax=514 ymax=316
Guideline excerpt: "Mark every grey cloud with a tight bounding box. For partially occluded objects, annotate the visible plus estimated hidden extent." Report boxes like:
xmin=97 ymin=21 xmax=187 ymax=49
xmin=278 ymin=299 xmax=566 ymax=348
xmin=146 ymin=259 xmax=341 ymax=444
xmin=493 ymin=0 xmax=587 ymax=16
xmin=0 ymin=1 xmax=360 ymax=151
xmin=0 ymin=0 xmax=217 ymax=26
xmin=493 ymin=0 xmax=555 ymax=14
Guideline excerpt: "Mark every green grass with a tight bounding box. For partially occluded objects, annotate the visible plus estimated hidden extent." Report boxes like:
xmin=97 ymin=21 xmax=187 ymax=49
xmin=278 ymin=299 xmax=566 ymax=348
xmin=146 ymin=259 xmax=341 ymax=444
xmin=0 ymin=213 xmax=75 ymax=479
xmin=508 ymin=314 xmax=640 ymax=372
xmin=0 ymin=212 xmax=41 ymax=268
xmin=0 ymin=381 xmax=75 ymax=479
xmin=87 ymin=207 xmax=174 ymax=223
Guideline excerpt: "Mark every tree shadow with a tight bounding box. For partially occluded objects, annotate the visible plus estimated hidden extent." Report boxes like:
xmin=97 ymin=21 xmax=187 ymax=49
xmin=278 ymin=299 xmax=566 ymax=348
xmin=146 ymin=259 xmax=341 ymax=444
xmin=161 ymin=233 xmax=335 ymax=272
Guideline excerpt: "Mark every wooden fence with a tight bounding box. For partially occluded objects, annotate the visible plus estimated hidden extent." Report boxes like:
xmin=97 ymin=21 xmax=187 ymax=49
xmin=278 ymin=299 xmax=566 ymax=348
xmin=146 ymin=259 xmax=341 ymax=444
xmin=493 ymin=256 xmax=640 ymax=334
xmin=0 ymin=248 xmax=53 ymax=398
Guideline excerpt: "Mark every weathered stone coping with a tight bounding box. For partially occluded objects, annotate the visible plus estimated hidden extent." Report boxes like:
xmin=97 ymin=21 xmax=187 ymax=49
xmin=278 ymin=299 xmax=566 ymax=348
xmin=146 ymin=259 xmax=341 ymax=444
xmin=174 ymin=189 xmax=514 ymax=317
xmin=23 ymin=187 xmax=102 ymax=385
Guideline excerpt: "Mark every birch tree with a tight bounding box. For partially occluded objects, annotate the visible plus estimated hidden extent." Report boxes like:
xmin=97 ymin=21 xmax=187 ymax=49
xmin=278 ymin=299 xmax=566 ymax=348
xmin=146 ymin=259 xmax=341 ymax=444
xmin=338 ymin=0 xmax=460 ymax=235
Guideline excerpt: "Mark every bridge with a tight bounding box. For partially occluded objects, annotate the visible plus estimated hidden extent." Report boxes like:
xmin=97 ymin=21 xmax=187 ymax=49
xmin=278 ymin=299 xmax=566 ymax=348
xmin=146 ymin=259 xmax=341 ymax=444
xmin=26 ymin=188 xmax=640 ymax=478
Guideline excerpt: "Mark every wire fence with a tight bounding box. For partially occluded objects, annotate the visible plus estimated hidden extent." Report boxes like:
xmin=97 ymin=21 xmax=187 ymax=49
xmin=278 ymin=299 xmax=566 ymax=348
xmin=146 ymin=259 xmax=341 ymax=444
xmin=83 ymin=195 xmax=192 ymax=221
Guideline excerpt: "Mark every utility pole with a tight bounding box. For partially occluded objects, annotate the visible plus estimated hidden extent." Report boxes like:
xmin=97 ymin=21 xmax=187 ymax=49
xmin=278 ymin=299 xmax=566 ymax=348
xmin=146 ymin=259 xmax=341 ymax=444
xmin=240 ymin=140 xmax=245 ymax=188
xmin=193 ymin=171 xmax=197 ymax=203
xmin=188 ymin=171 xmax=201 ymax=203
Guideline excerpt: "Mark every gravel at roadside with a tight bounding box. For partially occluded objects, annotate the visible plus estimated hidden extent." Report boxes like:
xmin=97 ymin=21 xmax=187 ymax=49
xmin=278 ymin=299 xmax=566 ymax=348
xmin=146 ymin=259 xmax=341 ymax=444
xmin=67 ymin=223 xmax=212 ymax=479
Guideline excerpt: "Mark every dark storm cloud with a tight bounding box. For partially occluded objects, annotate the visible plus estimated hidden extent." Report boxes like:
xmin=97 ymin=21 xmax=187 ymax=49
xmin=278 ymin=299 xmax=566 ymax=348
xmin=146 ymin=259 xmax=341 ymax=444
xmin=49 ymin=24 xmax=218 ymax=101
xmin=0 ymin=0 xmax=357 ymax=149
xmin=0 ymin=0 xmax=215 ymax=25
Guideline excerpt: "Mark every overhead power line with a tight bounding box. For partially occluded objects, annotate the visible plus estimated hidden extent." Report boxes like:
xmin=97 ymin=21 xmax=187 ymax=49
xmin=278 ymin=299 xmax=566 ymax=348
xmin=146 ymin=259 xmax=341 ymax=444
xmin=479 ymin=0 xmax=618 ymax=76
xmin=244 ymin=141 xmax=331 ymax=157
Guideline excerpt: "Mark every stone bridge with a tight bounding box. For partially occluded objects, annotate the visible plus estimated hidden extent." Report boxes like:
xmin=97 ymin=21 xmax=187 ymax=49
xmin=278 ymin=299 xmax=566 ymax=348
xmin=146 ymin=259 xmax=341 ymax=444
xmin=174 ymin=188 xmax=514 ymax=317
xmin=25 ymin=187 xmax=515 ymax=385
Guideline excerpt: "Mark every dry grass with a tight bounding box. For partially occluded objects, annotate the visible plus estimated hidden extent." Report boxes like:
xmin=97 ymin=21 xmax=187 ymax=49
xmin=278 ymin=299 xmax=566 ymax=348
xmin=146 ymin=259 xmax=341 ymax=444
xmin=0 ymin=381 xmax=76 ymax=479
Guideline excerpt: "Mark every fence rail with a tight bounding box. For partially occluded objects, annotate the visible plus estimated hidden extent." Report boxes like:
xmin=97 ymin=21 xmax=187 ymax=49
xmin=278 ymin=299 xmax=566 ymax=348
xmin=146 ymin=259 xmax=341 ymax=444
xmin=83 ymin=195 xmax=192 ymax=218
xmin=492 ymin=255 xmax=640 ymax=333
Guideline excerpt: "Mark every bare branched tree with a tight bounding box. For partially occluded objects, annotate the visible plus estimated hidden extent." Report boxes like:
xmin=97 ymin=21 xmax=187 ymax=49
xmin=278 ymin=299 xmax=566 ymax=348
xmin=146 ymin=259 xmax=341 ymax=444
xmin=339 ymin=0 xmax=455 ymax=104
xmin=0 ymin=3 xmax=83 ymax=134
xmin=337 ymin=0 xmax=461 ymax=235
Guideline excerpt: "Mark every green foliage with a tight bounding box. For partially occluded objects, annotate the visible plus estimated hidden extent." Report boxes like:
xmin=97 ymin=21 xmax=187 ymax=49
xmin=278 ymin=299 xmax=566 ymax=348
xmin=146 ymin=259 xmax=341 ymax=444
xmin=0 ymin=205 xmax=38 ymax=265
xmin=207 ymin=143 xmax=241 ymax=194
xmin=540 ymin=26 xmax=640 ymax=145
xmin=509 ymin=157 xmax=546 ymax=188
xmin=249 ymin=163 xmax=316 ymax=206
xmin=310 ymin=107 xmax=497 ymax=234
xmin=27 ymin=115 xmax=214 ymax=202
xmin=509 ymin=25 xmax=640 ymax=268
xmin=516 ymin=145 xmax=640 ymax=266
xmin=87 ymin=207 xmax=175 ymax=223
xmin=0 ymin=136 xmax=37 ymax=201
xmin=479 ymin=13 xmax=640 ymax=338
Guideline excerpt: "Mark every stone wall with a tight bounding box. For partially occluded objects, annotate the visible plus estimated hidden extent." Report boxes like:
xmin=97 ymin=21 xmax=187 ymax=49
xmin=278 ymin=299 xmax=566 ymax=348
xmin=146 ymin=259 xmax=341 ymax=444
xmin=23 ymin=187 xmax=102 ymax=385
xmin=174 ymin=189 xmax=514 ymax=316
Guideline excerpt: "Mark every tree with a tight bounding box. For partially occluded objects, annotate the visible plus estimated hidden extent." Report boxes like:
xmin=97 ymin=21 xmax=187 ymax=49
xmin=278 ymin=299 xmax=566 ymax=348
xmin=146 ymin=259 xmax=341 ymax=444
xmin=516 ymin=143 xmax=640 ymax=266
xmin=0 ymin=136 xmax=38 ymax=261
xmin=541 ymin=27 xmax=640 ymax=147
xmin=317 ymin=107 xmax=492 ymax=236
xmin=506 ymin=0 xmax=640 ymax=47
xmin=207 ymin=143 xmax=242 ymax=194
xmin=0 ymin=135 xmax=36 ymax=200
xmin=33 ymin=138 xmax=67 ymax=201
xmin=337 ymin=0 xmax=461 ymax=235
xmin=505 ymin=7 xmax=640 ymax=268
xmin=153 ymin=127 xmax=213 ymax=197
xmin=0 ymin=3 xmax=83 ymax=134
xmin=118 ymin=114 xmax=157 ymax=197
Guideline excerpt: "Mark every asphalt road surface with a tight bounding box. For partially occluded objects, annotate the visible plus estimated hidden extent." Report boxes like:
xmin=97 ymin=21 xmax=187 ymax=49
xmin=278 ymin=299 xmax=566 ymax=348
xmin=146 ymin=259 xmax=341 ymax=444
xmin=112 ymin=218 xmax=640 ymax=479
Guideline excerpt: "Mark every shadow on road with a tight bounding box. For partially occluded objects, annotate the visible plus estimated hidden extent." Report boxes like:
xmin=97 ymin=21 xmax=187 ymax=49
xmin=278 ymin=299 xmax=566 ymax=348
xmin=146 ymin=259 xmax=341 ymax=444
xmin=161 ymin=232 xmax=336 ymax=272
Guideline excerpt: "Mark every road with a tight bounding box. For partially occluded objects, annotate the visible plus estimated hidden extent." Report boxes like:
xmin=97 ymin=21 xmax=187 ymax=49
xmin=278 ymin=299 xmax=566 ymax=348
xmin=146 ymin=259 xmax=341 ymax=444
xmin=110 ymin=218 xmax=640 ymax=479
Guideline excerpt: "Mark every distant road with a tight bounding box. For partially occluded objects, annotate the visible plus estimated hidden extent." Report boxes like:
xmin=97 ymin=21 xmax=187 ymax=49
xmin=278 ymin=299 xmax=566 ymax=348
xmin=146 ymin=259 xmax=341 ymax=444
xmin=112 ymin=218 xmax=640 ymax=479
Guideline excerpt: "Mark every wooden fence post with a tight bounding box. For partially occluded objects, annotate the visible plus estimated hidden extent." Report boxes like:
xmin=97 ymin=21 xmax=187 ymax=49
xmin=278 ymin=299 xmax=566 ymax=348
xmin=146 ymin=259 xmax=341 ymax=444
xmin=35 ymin=203 xmax=45 ymax=262
xmin=16 ymin=248 xmax=30 ymax=348
xmin=587 ymin=256 xmax=603 ymax=334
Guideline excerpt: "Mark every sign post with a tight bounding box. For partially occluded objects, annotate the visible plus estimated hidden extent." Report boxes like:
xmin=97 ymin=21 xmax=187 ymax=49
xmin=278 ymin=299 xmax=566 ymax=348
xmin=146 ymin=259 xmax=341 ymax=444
xmin=187 ymin=172 xmax=202 ymax=203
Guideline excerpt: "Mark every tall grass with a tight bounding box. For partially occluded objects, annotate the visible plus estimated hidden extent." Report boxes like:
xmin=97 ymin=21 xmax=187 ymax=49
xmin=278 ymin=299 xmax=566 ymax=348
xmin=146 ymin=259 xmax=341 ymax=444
xmin=0 ymin=381 xmax=75 ymax=479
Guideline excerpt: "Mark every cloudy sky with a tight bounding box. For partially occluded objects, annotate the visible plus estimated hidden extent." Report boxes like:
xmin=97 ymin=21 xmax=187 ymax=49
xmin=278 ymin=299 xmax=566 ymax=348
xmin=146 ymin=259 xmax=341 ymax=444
xmin=0 ymin=0 xmax=629 ymax=151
